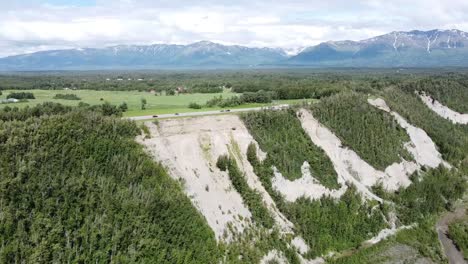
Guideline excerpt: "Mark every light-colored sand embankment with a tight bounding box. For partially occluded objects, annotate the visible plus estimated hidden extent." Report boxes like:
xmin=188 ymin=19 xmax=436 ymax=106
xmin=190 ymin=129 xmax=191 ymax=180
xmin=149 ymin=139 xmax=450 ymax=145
xmin=295 ymin=109 xmax=412 ymax=202
xmin=272 ymin=162 xmax=347 ymax=202
xmin=368 ymin=98 xmax=447 ymax=169
xmin=138 ymin=115 xmax=293 ymax=241
xmin=418 ymin=92 xmax=468 ymax=125
xmin=260 ymin=250 xmax=288 ymax=264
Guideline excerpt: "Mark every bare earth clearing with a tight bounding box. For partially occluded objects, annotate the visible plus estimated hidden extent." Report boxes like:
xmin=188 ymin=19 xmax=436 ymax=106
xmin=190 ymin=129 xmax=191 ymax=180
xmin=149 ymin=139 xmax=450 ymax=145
xmin=138 ymin=115 xmax=293 ymax=241
xmin=368 ymin=98 xmax=448 ymax=168
xmin=136 ymin=107 xmax=452 ymax=263
xmin=418 ymin=92 xmax=468 ymax=125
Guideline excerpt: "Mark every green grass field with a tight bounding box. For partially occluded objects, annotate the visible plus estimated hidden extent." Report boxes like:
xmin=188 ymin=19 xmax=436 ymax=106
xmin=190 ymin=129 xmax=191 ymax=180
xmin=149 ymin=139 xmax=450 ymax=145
xmin=0 ymin=89 xmax=310 ymax=117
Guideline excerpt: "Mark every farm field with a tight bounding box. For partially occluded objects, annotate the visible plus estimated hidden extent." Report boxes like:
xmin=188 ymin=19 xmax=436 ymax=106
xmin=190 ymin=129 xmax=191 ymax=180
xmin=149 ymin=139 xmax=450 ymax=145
xmin=0 ymin=89 xmax=310 ymax=117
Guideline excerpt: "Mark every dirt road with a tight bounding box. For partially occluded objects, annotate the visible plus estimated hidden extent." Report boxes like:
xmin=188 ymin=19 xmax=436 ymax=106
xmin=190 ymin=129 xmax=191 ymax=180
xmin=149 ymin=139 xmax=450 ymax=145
xmin=436 ymin=207 xmax=467 ymax=264
xmin=126 ymin=105 xmax=289 ymax=121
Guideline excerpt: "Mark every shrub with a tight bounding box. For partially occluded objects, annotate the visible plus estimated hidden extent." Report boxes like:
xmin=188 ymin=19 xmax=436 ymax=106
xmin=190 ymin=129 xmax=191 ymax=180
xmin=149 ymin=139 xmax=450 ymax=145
xmin=118 ymin=102 xmax=128 ymax=112
xmin=53 ymin=93 xmax=81 ymax=100
xmin=216 ymin=155 xmax=229 ymax=171
xmin=188 ymin=102 xmax=202 ymax=109
xmin=7 ymin=92 xmax=35 ymax=99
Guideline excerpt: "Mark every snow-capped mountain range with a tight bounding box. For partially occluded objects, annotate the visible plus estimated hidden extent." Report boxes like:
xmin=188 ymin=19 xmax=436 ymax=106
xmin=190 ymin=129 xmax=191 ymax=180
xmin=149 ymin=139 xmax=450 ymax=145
xmin=1 ymin=29 xmax=468 ymax=70
xmin=290 ymin=29 xmax=468 ymax=67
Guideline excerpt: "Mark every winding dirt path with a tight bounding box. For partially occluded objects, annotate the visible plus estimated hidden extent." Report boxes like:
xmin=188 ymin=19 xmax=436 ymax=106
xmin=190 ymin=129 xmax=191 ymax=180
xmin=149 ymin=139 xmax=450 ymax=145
xmin=436 ymin=207 xmax=467 ymax=264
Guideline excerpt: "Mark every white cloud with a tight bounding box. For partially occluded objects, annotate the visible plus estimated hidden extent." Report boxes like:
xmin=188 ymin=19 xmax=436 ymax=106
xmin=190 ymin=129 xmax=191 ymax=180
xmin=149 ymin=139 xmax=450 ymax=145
xmin=0 ymin=0 xmax=468 ymax=57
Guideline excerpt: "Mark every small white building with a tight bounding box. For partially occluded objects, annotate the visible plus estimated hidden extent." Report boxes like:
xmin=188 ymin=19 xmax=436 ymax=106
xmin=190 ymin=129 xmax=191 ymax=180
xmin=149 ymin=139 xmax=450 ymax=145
xmin=1 ymin=98 xmax=19 ymax=104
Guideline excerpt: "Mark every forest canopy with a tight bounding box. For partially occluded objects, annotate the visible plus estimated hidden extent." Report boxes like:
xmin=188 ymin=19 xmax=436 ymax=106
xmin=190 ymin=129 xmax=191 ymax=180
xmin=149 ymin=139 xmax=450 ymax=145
xmin=0 ymin=103 xmax=219 ymax=263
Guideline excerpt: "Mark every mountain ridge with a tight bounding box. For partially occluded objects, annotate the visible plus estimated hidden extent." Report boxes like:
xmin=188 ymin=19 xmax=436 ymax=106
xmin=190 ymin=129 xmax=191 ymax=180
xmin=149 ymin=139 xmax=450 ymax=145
xmin=1 ymin=29 xmax=468 ymax=70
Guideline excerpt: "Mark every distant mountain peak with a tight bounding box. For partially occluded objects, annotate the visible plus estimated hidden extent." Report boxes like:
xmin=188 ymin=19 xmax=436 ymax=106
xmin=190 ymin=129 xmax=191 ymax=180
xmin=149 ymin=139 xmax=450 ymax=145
xmin=289 ymin=29 xmax=468 ymax=67
xmin=1 ymin=29 xmax=468 ymax=70
xmin=0 ymin=40 xmax=287 ymax=70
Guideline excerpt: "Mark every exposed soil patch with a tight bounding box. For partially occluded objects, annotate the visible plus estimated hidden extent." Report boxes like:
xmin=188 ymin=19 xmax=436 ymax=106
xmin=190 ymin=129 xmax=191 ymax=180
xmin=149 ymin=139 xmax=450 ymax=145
xmin=419 ymin=92 xmax=468 ymax=125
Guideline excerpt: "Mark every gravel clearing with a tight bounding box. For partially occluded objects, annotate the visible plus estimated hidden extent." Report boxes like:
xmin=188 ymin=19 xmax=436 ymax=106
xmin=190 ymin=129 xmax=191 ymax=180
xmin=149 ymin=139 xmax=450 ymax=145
xmin=138 ymin=115 xmax=293 ymax=240
xmin=291 ymin=236 xmax=310 ymax=255
xmin=296 ymin=109 xmax=412 ymax=201
xmin=259 ymin=250 xmax=288 ymax=264
xmin=272 ymin=162 xmax=347 ymax=202
xmin=418 ymin=92 xmax=468 ymax=125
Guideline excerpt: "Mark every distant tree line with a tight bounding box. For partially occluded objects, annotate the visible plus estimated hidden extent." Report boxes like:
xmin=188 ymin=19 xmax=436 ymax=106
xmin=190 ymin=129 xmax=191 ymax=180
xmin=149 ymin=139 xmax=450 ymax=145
xmin=53 ymin=93 xmax=81 ymax=100
xmin=6 ymin=92 xmax=35 ymax=99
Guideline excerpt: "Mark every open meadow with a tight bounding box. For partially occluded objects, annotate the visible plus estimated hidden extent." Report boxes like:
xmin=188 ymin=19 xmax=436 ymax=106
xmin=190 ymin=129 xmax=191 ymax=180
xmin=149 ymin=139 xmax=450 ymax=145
xmin=0 ymin=89 xmax=307 ymax=117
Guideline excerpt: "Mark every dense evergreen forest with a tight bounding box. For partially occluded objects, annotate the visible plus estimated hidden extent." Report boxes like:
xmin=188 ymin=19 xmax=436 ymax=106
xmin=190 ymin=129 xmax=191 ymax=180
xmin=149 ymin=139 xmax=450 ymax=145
xmin=0 ymin=103 xmax=220 ymax=263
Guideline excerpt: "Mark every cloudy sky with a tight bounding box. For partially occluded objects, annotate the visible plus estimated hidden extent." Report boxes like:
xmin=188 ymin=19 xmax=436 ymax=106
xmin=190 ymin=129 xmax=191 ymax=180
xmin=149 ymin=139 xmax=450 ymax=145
xmin=1 ymin=0 xmax=468 ymax=57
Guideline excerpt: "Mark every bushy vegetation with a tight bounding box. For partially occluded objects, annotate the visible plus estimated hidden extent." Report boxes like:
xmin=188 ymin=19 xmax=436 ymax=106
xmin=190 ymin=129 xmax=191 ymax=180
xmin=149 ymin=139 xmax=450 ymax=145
xmin=287 ymin=187 xmax=386 ymax=258
xmin=216 ymin=154 xmax=229 ymax=171
xmin=310 ymin=92 xmax=413 ymax=170
xmin=391 ymin=167 xmax=466 ymax=225
xmin=394 ymin=218 xmax=446 ymax=262
xmin=205 ymin=90 xmax=275 ymax=108
xmin=240 ymin=90 xmax=276 ymax=103
xmin=218 ymin=155 xmax=274 ymax=229
xmin=205 ymin=95 xmax=240 ymax=108
xmin=329 ymin=220 xmax=446 ymax=264
xmin=242 ymin=109 xmax=339 ymax=189
xmin=187 ymin=83 xmax=224 ymax=93
xmin=0 ymin=104 xmax=219 ymax=263
xmin=448 ymin=219 xmax=468 ymax=259
xmin=188 ymin=102 xmax=202 ymax=109
xmin=53 ymin=93 xmax=81 ymax=100
xmin=6 ymin=92 xmax=35 ymax=99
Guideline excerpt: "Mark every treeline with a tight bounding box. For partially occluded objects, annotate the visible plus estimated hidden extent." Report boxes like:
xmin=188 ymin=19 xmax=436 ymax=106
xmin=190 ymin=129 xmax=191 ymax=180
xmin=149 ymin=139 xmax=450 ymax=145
xmin=0 ymin=71 xmax=411 ymax=100
xmin=6 ymin=92 xmax=35 ymax=99
xmin=310 ymin=92 xmax=413 ymax=170
xmin=0 ymin=103 xmax=219 ymax=263
xmin=242 ymin=109 xmax=339 ymax=189
xmin=230 ymin=80 xmax=344 ymax=100
xmin=53 ymin=93 xmax=81 ymax=100
xmin=205 ymin=90 xmax=276 ymax=108
xmin=0 ymin=102 xmax=123 ymax=122
xmin=187 ymin=82 xmax=225 ymax=93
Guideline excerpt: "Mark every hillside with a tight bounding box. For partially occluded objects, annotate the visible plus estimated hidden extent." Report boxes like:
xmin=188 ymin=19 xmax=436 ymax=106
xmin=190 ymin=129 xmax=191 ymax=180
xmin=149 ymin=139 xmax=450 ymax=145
xmin=0 ymin=73 xmax=467 ymax=263
xmin=0 ymin=104 xmax=219 ymax=263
